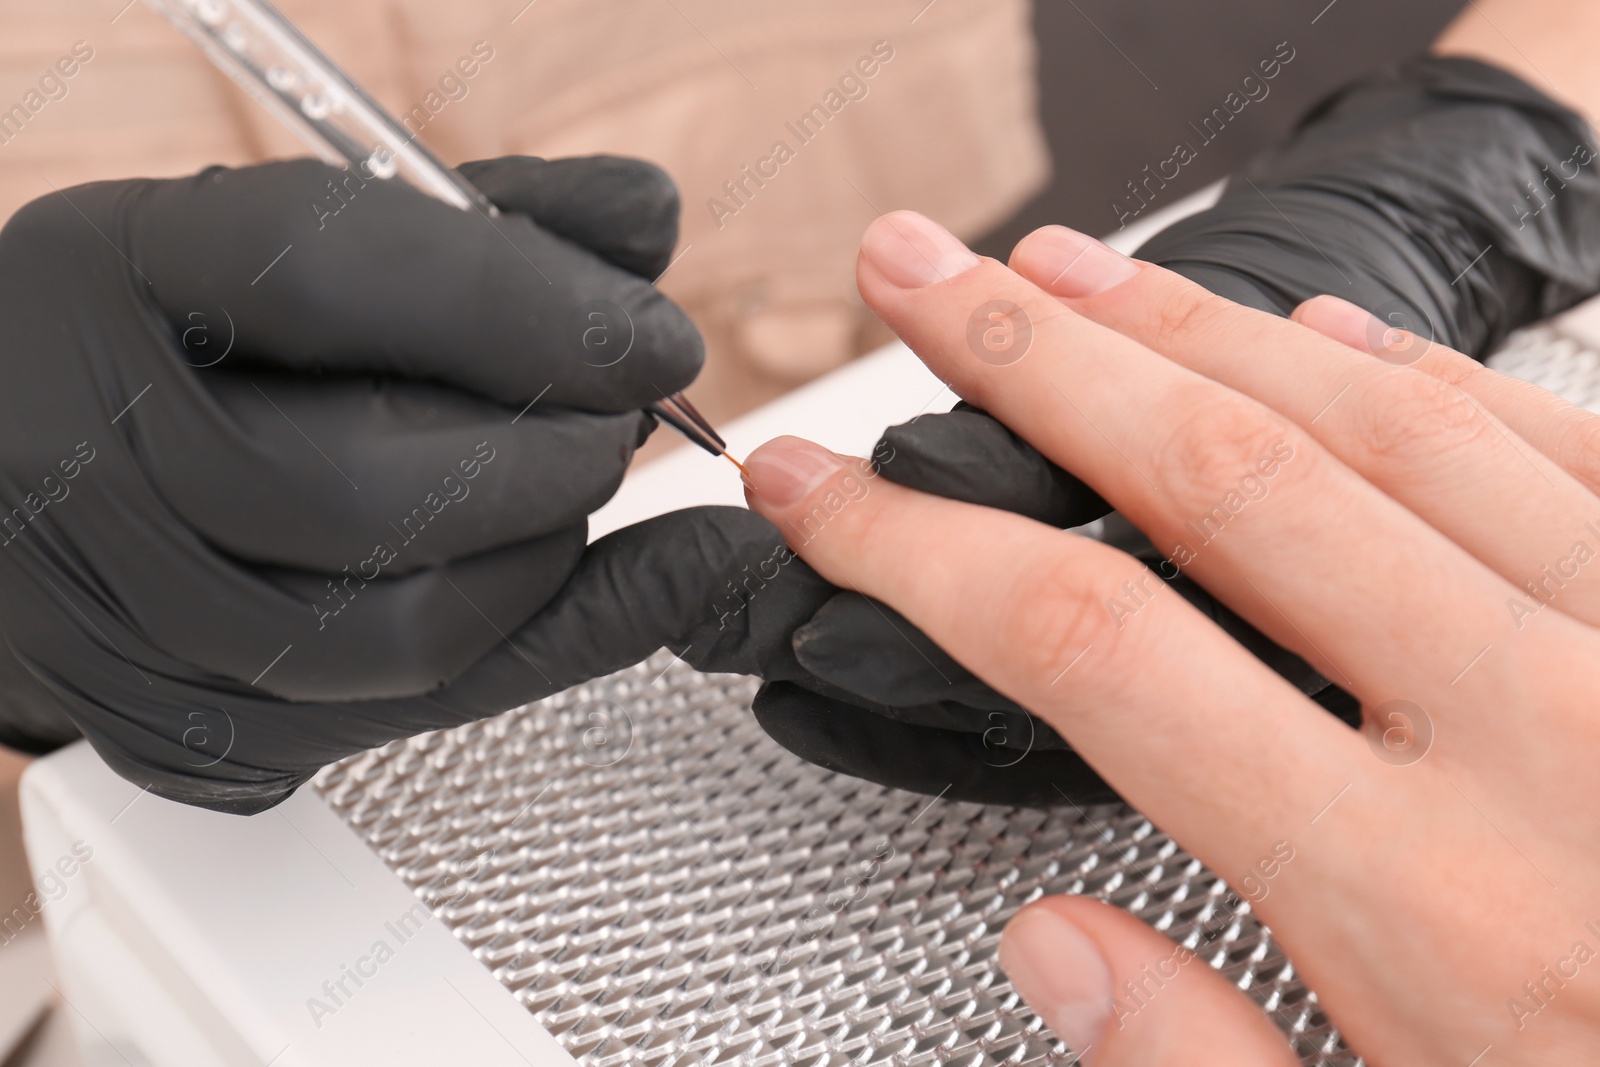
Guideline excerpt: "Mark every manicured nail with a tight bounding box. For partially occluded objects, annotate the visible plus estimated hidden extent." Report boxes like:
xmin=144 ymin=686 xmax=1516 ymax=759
xmin=861 ymin=210 xmax=981 ymax=289
xmin=1292 ymin=294 xmax=1387 ymax=353
xmin=1014 ymin=225 xmax=1142 ymax=297
xmin=1293 ymin=295 xmax=1429 ymax=365
xmin=999 ymin=907 xmax=1113 ymax=1057
xmin=743 ymin=435 xmax=847 ymax=508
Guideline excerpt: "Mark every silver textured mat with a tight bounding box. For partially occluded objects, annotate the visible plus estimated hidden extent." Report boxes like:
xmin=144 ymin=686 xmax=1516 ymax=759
xmin=314 ymin=657 xmax=1355 ymax=1065
xmin=1486 ymin=321 xmax=1600 ymax=412
xmin=312 ymin=314 xmax=1600 ymax=1066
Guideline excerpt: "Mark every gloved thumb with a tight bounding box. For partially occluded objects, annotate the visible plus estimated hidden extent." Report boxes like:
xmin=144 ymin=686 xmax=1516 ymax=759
xmin=998 ymin=896 xmax=1299 ymax=1065
xmin=456 ymin=155 xmax=681 ymax=279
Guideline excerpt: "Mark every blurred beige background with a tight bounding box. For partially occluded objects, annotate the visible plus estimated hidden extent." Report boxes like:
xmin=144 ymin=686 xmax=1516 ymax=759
xmin=0 ymin=0 xmax=1049 ymax=440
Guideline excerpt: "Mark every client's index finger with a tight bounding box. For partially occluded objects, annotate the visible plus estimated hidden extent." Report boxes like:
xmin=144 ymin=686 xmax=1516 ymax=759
xmin=740 ymin=433 xmax=1369 ymax=882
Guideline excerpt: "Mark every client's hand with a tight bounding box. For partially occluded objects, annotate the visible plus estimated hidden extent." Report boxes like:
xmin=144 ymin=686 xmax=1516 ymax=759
xmin=751 ymin=54 xmax=1600 ymax=810
xmin=742 ymin=212 xmax=1600 ymax=1062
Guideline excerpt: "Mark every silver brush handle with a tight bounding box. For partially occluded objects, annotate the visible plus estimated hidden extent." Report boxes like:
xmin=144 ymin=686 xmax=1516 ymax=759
xmin=141 ymin=0 xmax=496 ymax=215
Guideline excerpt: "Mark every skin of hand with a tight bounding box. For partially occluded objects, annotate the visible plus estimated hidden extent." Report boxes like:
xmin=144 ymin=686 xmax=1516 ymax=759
xmin=750 ymin=43 xmax=1600 ymax=809
xmin=741 ymin=210 xmax=1600 ymax=1063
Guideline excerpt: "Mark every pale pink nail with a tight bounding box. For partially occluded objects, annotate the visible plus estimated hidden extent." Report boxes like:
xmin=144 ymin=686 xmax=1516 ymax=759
xmin=861 ymin=210 xmax=981 ymax=289
xmin=1014 ymin=225 xmax=1142 ymax=297
xmin=999 ymin=907 xmax=1113 ymax=1057
xmin=742 ymin=435 xmax=846 ymax=507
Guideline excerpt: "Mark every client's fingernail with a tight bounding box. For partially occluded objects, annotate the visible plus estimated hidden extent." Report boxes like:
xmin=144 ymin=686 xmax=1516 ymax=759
xmin=743 ymin=435 xmax=847 ymax=508
xmin=1292 ymin=294 xmax=1430 ymax=364
xmin=1014 ymin=225 xmax=1142 ymax=297
xmin=999 ymin=907 xmax=1113 ymax=1057
xmin=861 ymin=210 xmax=981 ymax=289
xmin=1292 ymin=294 xmax=1386 ymax=353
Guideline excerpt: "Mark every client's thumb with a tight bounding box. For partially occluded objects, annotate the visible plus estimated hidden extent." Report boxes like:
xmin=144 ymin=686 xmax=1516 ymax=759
xmin=998 ymin=896 xmax=1299 ymax=1065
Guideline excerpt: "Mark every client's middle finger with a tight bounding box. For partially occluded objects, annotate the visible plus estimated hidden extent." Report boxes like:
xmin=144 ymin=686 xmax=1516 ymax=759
xmin=1009 ymin=224 xmax=1600 ymax=628
xmin=855 ymin=211 xmax=1590 ymax=738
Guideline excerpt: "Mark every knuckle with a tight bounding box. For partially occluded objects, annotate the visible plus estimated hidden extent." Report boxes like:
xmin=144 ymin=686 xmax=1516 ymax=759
xmin=1555 ymin=415 xmax=1600 ymax=495
xmin=1149 ymin=285 xmax=1237 ymax=353
xmin=1151 ymin=392 xmax=1298 ymax=507
xmin=1354 ymin=371 xmax=1494 ymax=465
xmin=995 ymin=547 xmax=1149 ymax=698
xmin=1557 ymin=412 xmax=1600 ymax=494
xmin=1415 ymin=344 xmax=1478 ymax=387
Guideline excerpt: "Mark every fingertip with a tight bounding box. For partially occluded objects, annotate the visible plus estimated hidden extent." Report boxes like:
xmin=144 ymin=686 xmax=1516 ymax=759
xmin=999 ymin=902 xmax=1115 ymax=1055
xmin=1004 ymin=896 xmax=1301 ymax=1065
xmin=556 ymin=155 xmax=681 ymax=276
xmin=608 ymin=281 xmax=705 ymax=400
xmin=742 ymin=436 xmax=850 ymax=511
xmin=1011 ymin=224 xmax=1142 ymax=298
xmin=630 ymin=407 xmax=657 ymax=452
xmin=1291 ymin=294 xmax=1394 ymax=354
xmin=855 ymin=245 xmax=888 ymax=297
xmin=854 ymin=245 xmax=909 ymax=321
xmin=461 ymin=154 xmax=682 ymax=278
xmin=859 ymin=210 xmax=981 ymax=290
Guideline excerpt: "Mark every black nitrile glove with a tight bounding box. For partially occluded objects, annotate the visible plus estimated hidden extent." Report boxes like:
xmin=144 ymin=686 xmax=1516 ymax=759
xmin=0 ymin=154 xmax=831 ymax=812
xmin=747 ymin=56 xmax=1600 ymax=807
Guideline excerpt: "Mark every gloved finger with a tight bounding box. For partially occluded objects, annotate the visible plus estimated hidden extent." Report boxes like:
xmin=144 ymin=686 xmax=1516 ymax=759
xmin=9 ymin=401 xmax=589 ymax=702
xmin=876 ymin=403 xmax=1110 ymax=526
xmin=794 ymin=572 xmax=1329 ymax=727
xmin=131 ymin=366 xmax=650 ymax=573
xmin=0 ymin=645 xmax=81 ymax=755
xmin=751 ymin=682 xmax=1112 ymax=808
xmin=120 ymin=506 xmax=584 ymax=702
xmin=1131 ymin=57 xmax=1600 ymax=360
xmin=999 ymin=896 xmax=1300 ymax=1064
xmin=17 ymin=507 xmax=831 ymax=814
xmin=123 ymin=159 xmax=702 ymax=410
xmin=786 ymin=405 xmax=1105 ymax=720
xmin=416 ymin=506 xmax=843 ymax=712
xmin=793 ymin=590 xmax=1036 ymax=713
xmin=817 ymin=694 xmax=1069 ymax=750
xmin=253 ymin=523 xmax=588 ymax=700
xmin=791 ymin=595 xmax=1074 ymax=749
xmin=456 ymin=156 xmax=680 ymax=279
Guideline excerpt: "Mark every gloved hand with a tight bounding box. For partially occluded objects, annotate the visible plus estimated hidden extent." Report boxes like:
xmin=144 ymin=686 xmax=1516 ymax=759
xmin=0 ymin=154 xmax=838 ymax=812
xmin=740 ymin=56 xmax=1600 ymax=807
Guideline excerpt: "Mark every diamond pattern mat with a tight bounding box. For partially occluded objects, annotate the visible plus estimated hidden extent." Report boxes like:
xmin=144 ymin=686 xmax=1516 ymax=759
xmin=314 ymin=658 xmax=1355 ymax=1066
xmin=1486 ymin=322 xmax=1600 ymax=412
xmin=313 ymin=315 xmax=1600 ymax=1067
